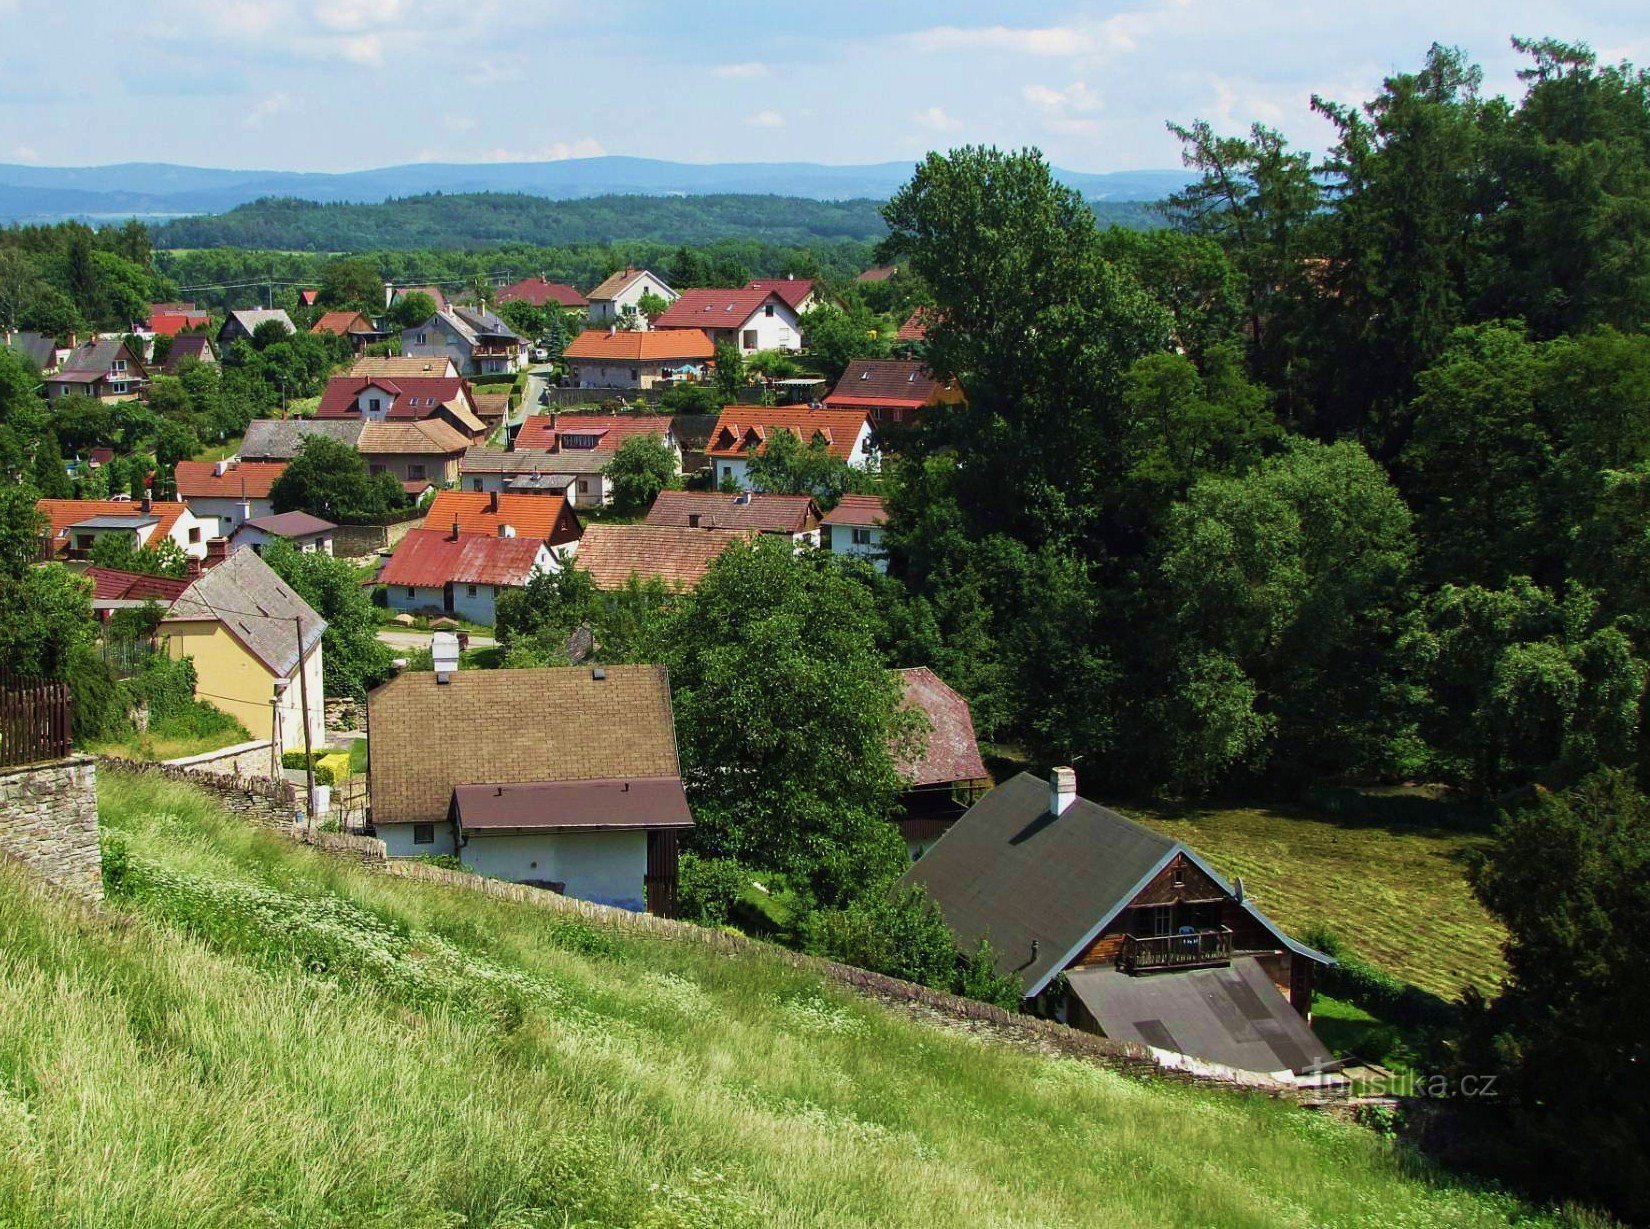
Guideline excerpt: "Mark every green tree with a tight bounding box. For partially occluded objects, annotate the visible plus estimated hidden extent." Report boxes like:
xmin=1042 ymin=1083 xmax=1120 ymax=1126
xmin=635 ymin=289 xmax=670 ymax=323
xmin=603 ymin=433 xmax=679 ymax=511
xmin=270 ymin=434 xmax=404 ymax=522
xmin=799 ymin=303 xmax=890 ymax=383
xmin=260 ymin=538 xmax=394 ymax=700
xmin=744 ymin=428 xmax=867 ymax=510
xmin=389 ymin=291 xmax=437 ymax=329
xmin=319 ymin=257 xmax=383 ymax=310
xmin=29 ymin=432 xmax=72 ymax=499
xmin=658 ymin=538 xmax=911 ymax=906
xmin=711 ymin=342 xmax=745 ymax=402
xmin=88 ymin=532 xmax=189 ymax=579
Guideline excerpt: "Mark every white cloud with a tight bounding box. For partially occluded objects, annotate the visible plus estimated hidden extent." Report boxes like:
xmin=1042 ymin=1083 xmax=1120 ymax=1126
xmin=907 ymin=24 xmax=1108 ymax=57
xmin=11 ymin=144 xmax=38 ymax=162
xmin=746 ymin=109 xmax=785 ymax=128
xmin=474 ymin=138 xmax=606 ymax=163
xmin=911 ymin=106 xmax=963 ymax=133
xmin=313 ymin=0 xmax=407 ymax=32
xmin=243 ymin=92 xmax=291 ymax=128
xmin=713 ymin=61 xmax=768 ymax=79
xmin=1024 ymin=81 xmax=1104 ymax=134
xmin=337 ymin=34 xmax=384 ymax=65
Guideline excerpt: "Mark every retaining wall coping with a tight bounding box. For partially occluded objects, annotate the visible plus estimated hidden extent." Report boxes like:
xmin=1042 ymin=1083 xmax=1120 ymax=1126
xmin=163 ymin=741 xmax=273 ymax=769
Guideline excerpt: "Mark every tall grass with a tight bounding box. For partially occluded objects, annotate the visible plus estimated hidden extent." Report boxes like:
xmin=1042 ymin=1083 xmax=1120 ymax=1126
xmin=0 ymin=771 xmax=1564 ymax=1227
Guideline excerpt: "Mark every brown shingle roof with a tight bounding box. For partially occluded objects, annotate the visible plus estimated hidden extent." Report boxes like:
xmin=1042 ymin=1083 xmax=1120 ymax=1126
xmin=311 ymin=310 xmax=375 ymax=337
xmin=644 ymin=490 xmax=819 ymax=535
xmin=825 ymin=359 xmax=948 ymax=409
xmin=563 ymin=329 xmax=714 ymax=363
xmin=574 ymin=524 xmax=748 ymax=590
xmin=358 ymin=419 xmax=472 ymax=456
xmin=746 ymin=277 xmax=816 ymax=309
xmin=821 ymin=494 xmax=886 ymax=528
xmin=496 ymin=277 xmax=589 ymax=308
xmin=367 ymin=664 xmax=682 ymax=823
xmin=349 ymin=355 xmax=457 ymax=378
xmin=652 ymin=288 xmax=780 ymax=330
xmin=586 ymin=267 xmax=663 ymax=301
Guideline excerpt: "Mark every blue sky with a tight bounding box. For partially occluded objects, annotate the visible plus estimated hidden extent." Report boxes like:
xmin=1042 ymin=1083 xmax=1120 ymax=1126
xmin=1 ymin=0 xmax=1644 ymax=172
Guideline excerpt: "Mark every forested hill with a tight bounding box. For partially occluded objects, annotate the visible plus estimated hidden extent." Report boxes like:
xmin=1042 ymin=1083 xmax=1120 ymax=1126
xmin=149 ymin=191 xmax=1161 ymax=251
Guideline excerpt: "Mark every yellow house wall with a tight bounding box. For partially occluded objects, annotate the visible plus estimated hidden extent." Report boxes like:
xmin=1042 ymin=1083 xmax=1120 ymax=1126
xmin=164 ymin=621 xmax=279 ymax=744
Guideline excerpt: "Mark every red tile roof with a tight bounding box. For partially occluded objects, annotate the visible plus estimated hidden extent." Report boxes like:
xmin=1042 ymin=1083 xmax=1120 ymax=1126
xmin=513 ymin=413 xmax=672 ymax=454
xmin=746 ymin=278 xmax=816 ymax=310
xmin=85 ymin=566 xmax=191 ymax=604
xmin=644 ymin=490 xmax=819 ymax=534
xmin=653 ymin=288 xmax=781 ymax=331
xmin=821 ymin=494 xmax=887 ymax=528
xmin=160 ymin=335 xmax=214 ymax=375
xmin=896 ymin=667 xmax=989 ymax=787
xmin=310 ymin=310 xmax=374 ymax=337
xmin=857 ymin=265 xmax=898 ymax=283
xmin=422 ymin=490 xmax=581 ymax=546
xmin=379 ymin=529 xmax=546 ymax=589
xmin=706 ymin=406 xmax=872 ymax=462
xmin=574 ymin=524 xmax=748 ymax=590
xmin=172 ymin=460 xmax=287 ymax=500
xmin=315 ymin=374 xmax=475 ymax=421
xmin=562 ymin=328 xmax=715 ymax=363
xmin=825 ymin=359 xmax=949 ymax=410
xmin=896 ymin=307 xmax=932 ymax=342
xmin=36 ymin=499 xmax=190 ymax=556
xmin=150 ymin=311 xmax=212 ymax=337
xmin=496 ymin=277 xmax=588 ymax=309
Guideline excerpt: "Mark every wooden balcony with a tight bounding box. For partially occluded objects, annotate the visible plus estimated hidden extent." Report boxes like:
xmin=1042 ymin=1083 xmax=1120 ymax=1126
xmin=1118 ymin=926 xmax=1233 ymax=974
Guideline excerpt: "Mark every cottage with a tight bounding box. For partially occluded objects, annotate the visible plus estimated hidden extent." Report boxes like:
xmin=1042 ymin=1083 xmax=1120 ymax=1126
xmin=160 ymin=334 xmax=216 ymax=375
xmin=37 ymin=496 xmax=209 ymax=561
xmin=421 ymin=489 xmax=582 ymax=553
xmin=4 ymin=330 xmax=62 ymax=373
xmin=43 ymin=338 xmax=146 ymax=402
xmin=585 ymin=267 xmax=677 ymax=326
xmin=506 ymin=413 xmax=680 ymax=505
xmin=84 ymin=566 xmax=192 ymax=621
xmin=314 ymin=373 xmax=487 ymax=441
xmin=824 ymin=358 xmax=963 ymax=428
xmin=496 ymin=277 xmax=589 ymax=311
xmin=231 ymin=511 xmax=337 ymax=556
xmin=571 ymin=523 xmax=748 ymax=591
xmin=821 ymin=495 xmax=887 ymax=570
xmin=903 ymin=769 xmax=1340 ymax=1081
xmin=310 ymin=310 xmax=382 ymax=352
xmin=349 ymin=355 xmax=459 ymax=379
xmin=367 ymin=661 xmax=692 ymax=913
xmin=644 ymin=490 xmax=820 ymax=544
xmin=358 ymin=419 xmax=474 ymax=492
xmin=747 ymin=276 xmax=820 ymax=314
xmin=172 ymin=458 xmax=288 ymax=539
xmin=239 ymin=418 xmax=366 ymax=462
xmin=401 ymin=307 xmax=527 ymax=376
xmin=160 ymin=547 xmax=325 ymax=775
xmin=378 ymin=527 xmax=555 ymax=624
xmin=218 ymin=309 xmax=296 ymax=347
xmin=149 ymin=304 xmax=212 ymax=337
xmin=705 ymin=406 xmax=877 ymax=491
xmin=892 ymin=667 xmax=989 ymax=855
xmin=652 ymin=288 xmax=801 ymax=353
xmin=561 ymin=328 xmax=714 ymax=390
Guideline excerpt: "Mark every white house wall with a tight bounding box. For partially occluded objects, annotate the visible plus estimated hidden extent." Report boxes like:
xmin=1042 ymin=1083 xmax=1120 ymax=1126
xmin=459 ymin=829 xmax=649 ymax=910
xmin=377 ymin=820 xmax=458 ymax=858
xmin=185 ymin=495 xmax=274 ymax=540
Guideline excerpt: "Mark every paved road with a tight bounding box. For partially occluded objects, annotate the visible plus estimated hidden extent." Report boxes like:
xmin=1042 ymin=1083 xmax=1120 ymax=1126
xmin=377 ymin=629 xmax=497 ymax=651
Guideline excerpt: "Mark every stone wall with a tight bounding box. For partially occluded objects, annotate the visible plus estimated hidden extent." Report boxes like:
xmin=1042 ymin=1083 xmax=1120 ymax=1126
xmin=0 ymin=756 xmax=102 ymax=902
xmin=97 ymin=758 xmax=302 ymax=832
xmin=164 ymin=740 xmax=278 ymax=780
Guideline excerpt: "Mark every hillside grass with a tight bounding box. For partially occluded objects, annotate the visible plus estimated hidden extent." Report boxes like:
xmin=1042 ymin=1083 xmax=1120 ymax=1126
xmin=0 ymin=771 xmax=1561 ymax=1228
xmin=1134 ymin=804 xmax=1505 ymax=1000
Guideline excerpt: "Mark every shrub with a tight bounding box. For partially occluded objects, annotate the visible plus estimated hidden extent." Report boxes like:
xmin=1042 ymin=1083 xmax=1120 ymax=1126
xmin=1299 ymin=925 xmax=1457 ymax=1029
xmin=676 ymin=854 xmax=752 ymax=928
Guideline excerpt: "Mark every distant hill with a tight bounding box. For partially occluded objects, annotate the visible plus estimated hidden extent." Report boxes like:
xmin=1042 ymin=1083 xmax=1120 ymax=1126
xmin=0 ymin=156 xmax=1189 ymax=223
xmin=146 ymin=191 xmax=1162 ymax=251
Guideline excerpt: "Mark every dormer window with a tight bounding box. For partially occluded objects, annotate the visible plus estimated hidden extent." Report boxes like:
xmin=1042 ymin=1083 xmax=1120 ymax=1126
xmin=764 ymin=304 xmax=775 ymax=317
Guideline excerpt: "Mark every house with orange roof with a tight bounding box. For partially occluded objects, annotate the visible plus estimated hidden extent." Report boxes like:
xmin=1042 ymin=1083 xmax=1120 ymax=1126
xmin=821 ymin=494 xmax=888 ymax=571
xmin=652 ymin=287 xmax=800 ymax=353
xmin=149 ymin=304 xmax=213 ymax=338
xmin=705 ymin=405 xmax=877 ymax=491
xmin=379 ymin=524 xmax=557 ymax=624
xmin=421 ymin=490 xmax=582 ymax=554
xmin=896 ymin=307 xmax=932 ymax=343
xmin=585 ymin=267 xmax=676 ymax=326
xmin=172 ymin=458 xmax=289 ymax=538
xmin=561 ymin=328 xmax=714 ymax=390
xmin=571 ymin=524 xmax=749 ymax=592
xmin=309 ymin=310 xmax=382 ymax=352
xmin=36 ymin=495 xmax=209 ymax=561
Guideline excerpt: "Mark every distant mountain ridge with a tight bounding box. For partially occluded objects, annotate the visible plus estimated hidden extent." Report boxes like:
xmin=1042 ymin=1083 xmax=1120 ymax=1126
xmin=0 ymin=156 xmax=1189 ymax=223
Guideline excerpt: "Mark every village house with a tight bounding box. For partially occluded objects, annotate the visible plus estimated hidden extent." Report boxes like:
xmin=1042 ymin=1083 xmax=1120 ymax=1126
xmin=496 ymin=276 xmax=589 ymax=311
xmin=644 ymin=490 xmax=821 ymax=545
xmin=172 ymin=458 xmax=288 ymax=539
xmin=891 ymin=667 xmax=989 ymax=856
xmin=218 ymin=308 xmax=295 ymax=347
xmin=367 ymin=658 xmax=692 ymax=913
xmin=705 ymin=405 xmax=877 ymax=491
xmin=310 ymin=310 xmax=382 ymax=353
xmin=824 ymin=358 xmax=964 ymax=428
xmin=401 ymin=307 xmax=528 ymax=376
xmin=571 ymin=524 xmax=748 ymax=591
xmin=160 ymin=334 xmax=216 ymax=375
xmin=4 ymin=329 xmax=63 ymax=373
xmin=231 ymin=511 xmax=336 ymax=556
xmin=903 ymin=769 xmax=1341 ymax=1082
xmin=460 ymin=448 xmax=596 ymax=503
xmin=747 ymin=276 xmax=820 ymax=314
xmin=43 ymin=338 xmax=147 ymax=402
xmin=378 ymin=525 xmax=558 ymax=624
xmin=36 ymin=495 xmax=210 ymax=561
xmin=652 ymin=288 xmax=801 ymax=353
xmin=386 ymin=284 xmax=449 ymax=314
xmin=149 ymin=303 xmax=212 ymax=338
xmin=585 ymin=267 xmax=677 ymax=326
xmin=358 ymin=419 xmax=474 ymax=493
xmin=896 ymin=307 xmax=931 ymax=344
xmin=421 ymin=489 xmax=582 ymax=553
xmin=160 ymin=547 xmax=326 ymax=776
xmin=350 ymin=354 xmax=459 ymax=379
xmin=314 ymin=372 xmax=488 ymax=442
xmin=84 ymin=566 xmax=192 ymax=622
xmin=560 ymin=327 xmax=714 ymax=390
xmin=238 ymin=418 xmax=366 ymax=462
xmin=821 ymin=495 xmax=888 ymax=571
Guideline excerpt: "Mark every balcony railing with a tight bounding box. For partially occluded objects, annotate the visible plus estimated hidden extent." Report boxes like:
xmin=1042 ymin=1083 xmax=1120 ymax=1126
xmin=1118 ymin=926 xmax=1233 ymax=973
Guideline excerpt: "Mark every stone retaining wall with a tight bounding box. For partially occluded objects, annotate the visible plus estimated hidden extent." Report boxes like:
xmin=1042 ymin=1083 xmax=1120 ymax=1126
xmin=98 ymin=758 xmax=302 ymax=831
xmin=164 ymin=740 xmax=278 ymax=780
xmin=0 ymin=756 xmax=102 ymax=902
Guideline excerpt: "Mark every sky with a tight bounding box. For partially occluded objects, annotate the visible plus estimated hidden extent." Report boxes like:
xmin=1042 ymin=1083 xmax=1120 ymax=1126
xmin=0 ymin=0 xmax=1645 ymax=173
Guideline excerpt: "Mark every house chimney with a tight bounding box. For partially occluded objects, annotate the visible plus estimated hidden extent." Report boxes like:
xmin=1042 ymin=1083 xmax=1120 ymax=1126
xmin=1050 ymin=766 xmax=1078 ymax=816
xmin=450 ymin=517 xmax=461 ymax=541
xmin=140 ymin=492 xmax=152 ymax=514
xmin=498 ymin=524 xmax=516 ymax=538
xmin=431 ymin=631 xmax=460 ymax=684
xmin=488 ymin=489 xmax=499 ymax=514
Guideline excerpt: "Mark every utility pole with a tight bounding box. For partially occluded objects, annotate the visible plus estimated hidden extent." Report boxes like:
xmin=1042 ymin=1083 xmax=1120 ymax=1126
xmin=294 ymin=616 xmax=315 ymax=824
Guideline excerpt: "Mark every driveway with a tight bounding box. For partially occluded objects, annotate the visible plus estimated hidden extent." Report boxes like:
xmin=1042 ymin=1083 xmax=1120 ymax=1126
xmin=377 ymin=629 xmax=497 ymax=651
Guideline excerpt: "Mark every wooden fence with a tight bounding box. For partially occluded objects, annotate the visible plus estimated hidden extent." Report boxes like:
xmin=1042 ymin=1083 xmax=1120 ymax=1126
xmin=0 ymin=673 xmax=73 ymax=768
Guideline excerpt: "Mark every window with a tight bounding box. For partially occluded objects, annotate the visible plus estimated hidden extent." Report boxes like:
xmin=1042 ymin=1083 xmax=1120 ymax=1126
xmin=1133 ymin=904 xmax=1174 ymax=937
xmin=742 ymin=329 xmax=758 ymax=349
xmin=851 ymin=527 xmax=873 ymax=546
xmin=112 ymin=359 xmax=127 ymax=372
xmin=407 ymin=464 xmax=426 ymax=480
xmin=577 ymin=479 xmax=591 ymax=494
xmin=471 ymin=478 xmax=484 ymax=491
xmin=404 ymin=587 xmax=415 ymax=598
xmin=629 ymin=368 xmax=639 ymax=380
xmin=370 ymin=464 xmax=386 ymax=476
xmin=413 ymin=333 xmax=426 ymax=345
xmin=412 ymin=823 xmax=435 ymax=845
xmin=466 ymin=585 xmax=478 ymax=597
xmin=187 ymin=527 xmax=202 ymax=545
xmin=368 ymin=397 xmax=382 ymax=413
xmin=109 ymin=382 xmax=127 ymax=394
xmin=764 ymin=304 xmax=774 ymax=317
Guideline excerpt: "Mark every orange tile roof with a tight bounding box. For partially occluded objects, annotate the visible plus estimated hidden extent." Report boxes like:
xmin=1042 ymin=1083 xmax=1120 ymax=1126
xmin=705 ymin=406 xmax=872 ymax=462
xmin=896 ymin=307 xmax=932 ymax=342
xmin=574 ymin=524 xmax=749 ymax=590
xmin=513 ymin=413 xmax=672 ymax=453
xmin=496 ymin=277 xmax=588 ymax=308
xmin=35 ymin=498 xmax=190 ymax=555
xmin=310 ymin=310 xmax=374 ymax=337
xmin=563 ymin=328 xmax=715 ymax=363
xmin=173 ymin=460 xmax=287 ymax=500
xmin=421 ymin=490 xmax=581 ymax=547
xmin=821 ymin=494 xmax=887 ymax=527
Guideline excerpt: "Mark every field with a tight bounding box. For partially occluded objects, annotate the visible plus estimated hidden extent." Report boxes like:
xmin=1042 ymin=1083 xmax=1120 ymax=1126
xmin=0 ymin=770 xmax=1552 ymax=1228
xmin=1133 ymin=804 xmax=1505 ymax=1000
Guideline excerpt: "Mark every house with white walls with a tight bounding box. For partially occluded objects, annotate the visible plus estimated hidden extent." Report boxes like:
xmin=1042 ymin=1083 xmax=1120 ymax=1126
xmin=821 ymin=495 xmax=888 ymax=571
xmin=584 ymin=267 xmax=677 ymax=326
xmin=172 ymin=458 xmax=287 ymax=540
xmin=704 ymin=406 xmax=876 ymax=491
xmin=652 ymin=288 xmax=801 ymax=353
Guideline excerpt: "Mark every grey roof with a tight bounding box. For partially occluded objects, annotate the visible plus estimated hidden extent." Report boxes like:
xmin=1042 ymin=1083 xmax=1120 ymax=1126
xmin=49 ymin=337 xmax=131 ymax=380
xmin=5 ymin=331 xmax=55 ymax=370
xmin=162 ymin=547 xmax=325 ymax=678
xmin=70 ymin=515 xmax=158 ymax=530
xmin=236 ymin=510 xmax=337 ymax=538
xmin=1066 ymin=958 xmax=1338 ymax=1076
xmin=240 ymin=418 xmax=365 ymax=460
xmin=224 ymin=309 xmax=295 ymax=337
xmin=417 ymin=307 xmax=522 ymax=348
xmin=901 ymin=772 xmax=1331 ymax=998
xmin=462 ymin=446 xmax=607 ymax=477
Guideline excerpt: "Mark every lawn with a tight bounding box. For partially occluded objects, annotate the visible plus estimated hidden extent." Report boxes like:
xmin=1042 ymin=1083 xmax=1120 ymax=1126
xmin=1131 ymin=803 xmax=1505 ymax=1000
xmin=0 ymin=769 xmax=1553 ymax=1228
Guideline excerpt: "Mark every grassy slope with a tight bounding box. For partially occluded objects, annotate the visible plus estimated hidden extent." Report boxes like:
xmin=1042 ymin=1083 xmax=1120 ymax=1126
xmin=1134 ymin=805 xmax=1504 ymax=1000
xmin=0 ymin=771 xmax=1547 ymax=1229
